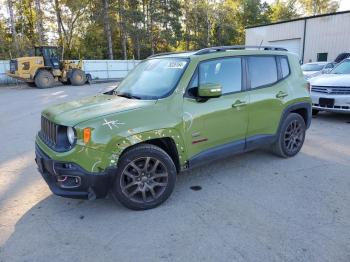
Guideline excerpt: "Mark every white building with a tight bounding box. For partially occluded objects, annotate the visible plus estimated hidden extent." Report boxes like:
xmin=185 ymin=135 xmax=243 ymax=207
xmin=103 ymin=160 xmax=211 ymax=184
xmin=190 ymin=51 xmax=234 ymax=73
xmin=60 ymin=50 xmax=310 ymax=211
xmin=245 ymin=11 xmax=350 ymax=63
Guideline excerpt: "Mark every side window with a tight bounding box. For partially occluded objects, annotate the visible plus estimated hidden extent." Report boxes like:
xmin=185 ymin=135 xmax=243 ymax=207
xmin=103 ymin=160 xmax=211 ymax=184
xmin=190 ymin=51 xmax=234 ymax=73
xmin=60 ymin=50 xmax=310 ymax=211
xmin=199 ymin=58 xmax=242 ymax=94
xmin=280 ymin=57 xmax=290 ymax=78
xmin=248 ymin=56 xmax=278 ymax=89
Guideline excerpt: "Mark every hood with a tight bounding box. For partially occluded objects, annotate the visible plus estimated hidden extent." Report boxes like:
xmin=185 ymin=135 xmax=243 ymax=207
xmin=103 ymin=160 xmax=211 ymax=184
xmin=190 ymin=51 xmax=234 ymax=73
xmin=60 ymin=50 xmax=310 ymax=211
xmin=42 ymin=94 xmax=156 ymax=126
xmin=309 ymin=74 xmax=350 ymax=87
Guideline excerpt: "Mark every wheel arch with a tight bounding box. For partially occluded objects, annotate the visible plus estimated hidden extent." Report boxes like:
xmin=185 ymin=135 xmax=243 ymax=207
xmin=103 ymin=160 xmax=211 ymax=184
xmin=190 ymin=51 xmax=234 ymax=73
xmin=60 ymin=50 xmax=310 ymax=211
xmin=112 ymin=129 xmax=186 ymax=173
xmin=118 ymin=137 xmax=181 ymax=173
xmin=278 ymin=102 xmax=312 ymax=133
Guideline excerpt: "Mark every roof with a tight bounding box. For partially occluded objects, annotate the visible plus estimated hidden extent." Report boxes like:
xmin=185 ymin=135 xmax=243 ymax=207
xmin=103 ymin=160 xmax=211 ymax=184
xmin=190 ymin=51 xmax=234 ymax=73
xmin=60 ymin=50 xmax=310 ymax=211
xmin=246 ymin=10 xmax=350 ymax=29
xmin=148 ymin=45 xmax=289 ymax=59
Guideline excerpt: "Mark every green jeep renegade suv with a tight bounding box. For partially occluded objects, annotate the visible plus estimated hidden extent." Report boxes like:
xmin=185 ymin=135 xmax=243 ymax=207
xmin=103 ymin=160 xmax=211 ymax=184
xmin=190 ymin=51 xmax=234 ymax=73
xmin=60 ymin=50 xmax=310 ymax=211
xmin=35 ymin=46 xmax=312 ymax=210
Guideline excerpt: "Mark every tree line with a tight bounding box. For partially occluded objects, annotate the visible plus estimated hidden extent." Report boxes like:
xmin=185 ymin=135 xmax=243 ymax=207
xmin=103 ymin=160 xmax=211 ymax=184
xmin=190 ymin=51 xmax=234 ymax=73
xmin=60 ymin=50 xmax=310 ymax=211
xmin=0 ymin=0 xmax=339 ymax=60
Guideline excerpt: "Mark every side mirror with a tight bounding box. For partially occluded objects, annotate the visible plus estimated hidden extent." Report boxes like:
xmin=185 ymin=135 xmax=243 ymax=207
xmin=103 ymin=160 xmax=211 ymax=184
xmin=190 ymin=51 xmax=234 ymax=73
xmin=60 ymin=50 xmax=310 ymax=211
xmin=197 ymin=83 xmax=222 ymax=98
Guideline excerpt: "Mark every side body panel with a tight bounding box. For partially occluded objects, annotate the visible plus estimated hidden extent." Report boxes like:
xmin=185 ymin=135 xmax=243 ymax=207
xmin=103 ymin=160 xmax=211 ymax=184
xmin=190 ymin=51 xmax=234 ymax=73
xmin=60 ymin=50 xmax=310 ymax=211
xmin=6 ymin=56 xmax=45 ymax=82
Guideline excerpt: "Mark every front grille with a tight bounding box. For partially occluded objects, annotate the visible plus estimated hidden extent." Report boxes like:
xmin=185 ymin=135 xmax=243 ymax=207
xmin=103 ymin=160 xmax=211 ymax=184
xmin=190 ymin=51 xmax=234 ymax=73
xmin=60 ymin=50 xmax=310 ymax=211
xmin=312 ymin=86 xmax=350 ymax=95
xmin=9 ymin=60 xmax=17 ymax=73
xmin=40 ymin=116 xmax=58 ymax=146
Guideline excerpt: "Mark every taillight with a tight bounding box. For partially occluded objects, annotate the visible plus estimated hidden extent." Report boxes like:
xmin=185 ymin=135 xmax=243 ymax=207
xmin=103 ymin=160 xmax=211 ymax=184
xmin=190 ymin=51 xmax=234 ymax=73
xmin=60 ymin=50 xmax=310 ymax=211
xmin=306 ymin=82 xmax=311 ymax=93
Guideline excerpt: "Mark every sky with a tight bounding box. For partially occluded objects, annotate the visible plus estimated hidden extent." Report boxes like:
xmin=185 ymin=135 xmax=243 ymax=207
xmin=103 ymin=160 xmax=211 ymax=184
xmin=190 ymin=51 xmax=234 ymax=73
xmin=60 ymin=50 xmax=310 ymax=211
xmin=264 ymin=0 xmax=350 ymax=11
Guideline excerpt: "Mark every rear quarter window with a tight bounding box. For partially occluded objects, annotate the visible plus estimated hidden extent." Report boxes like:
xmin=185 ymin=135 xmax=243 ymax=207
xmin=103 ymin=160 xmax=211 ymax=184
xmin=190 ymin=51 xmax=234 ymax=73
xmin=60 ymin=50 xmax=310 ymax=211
xmin=248 ymin=56 xmax=278 ymax=89
xmin=280 ymin=57 xmax=290 ymax=78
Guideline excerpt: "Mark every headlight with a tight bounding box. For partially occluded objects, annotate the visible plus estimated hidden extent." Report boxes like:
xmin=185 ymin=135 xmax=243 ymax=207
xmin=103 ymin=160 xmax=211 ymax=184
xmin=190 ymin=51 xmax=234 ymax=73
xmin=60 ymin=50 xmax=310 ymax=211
xmin=67 ymin=127 xmax=76 ymax=145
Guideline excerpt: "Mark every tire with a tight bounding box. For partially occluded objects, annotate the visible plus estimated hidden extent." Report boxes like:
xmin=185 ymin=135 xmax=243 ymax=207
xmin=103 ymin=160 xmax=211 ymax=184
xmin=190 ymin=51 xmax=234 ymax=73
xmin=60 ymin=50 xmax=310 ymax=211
xmin=312 ymin=109 xmax=319 ymax=116
xmin=111 ymin=144 xmax=177 ymax=210
xmin=272 ymin=113 xmax=306 ymax=158
xmin=34 ymin=70 xmax=54 ymax=89
xmin=70 ymin=69 xmax=86 ymax=86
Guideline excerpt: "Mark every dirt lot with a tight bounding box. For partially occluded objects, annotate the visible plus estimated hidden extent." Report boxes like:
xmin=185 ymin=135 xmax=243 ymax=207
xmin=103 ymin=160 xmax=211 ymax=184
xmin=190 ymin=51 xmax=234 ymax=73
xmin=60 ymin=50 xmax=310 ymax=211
xmin=0 ymin=83 xmax=350 ymax=262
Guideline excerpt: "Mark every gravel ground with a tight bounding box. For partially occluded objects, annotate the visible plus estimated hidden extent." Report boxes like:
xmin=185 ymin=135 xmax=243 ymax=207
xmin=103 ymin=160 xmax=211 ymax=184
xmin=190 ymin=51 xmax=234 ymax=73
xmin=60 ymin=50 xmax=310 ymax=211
xmin=0 ymin=83 xmax=349 ymax=262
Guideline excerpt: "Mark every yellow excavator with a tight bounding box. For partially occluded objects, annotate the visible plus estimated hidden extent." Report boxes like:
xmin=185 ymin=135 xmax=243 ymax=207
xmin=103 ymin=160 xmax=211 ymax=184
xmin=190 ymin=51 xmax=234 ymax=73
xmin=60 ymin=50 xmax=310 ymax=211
xmin=7 ymin=46 xmax=89 ymax=88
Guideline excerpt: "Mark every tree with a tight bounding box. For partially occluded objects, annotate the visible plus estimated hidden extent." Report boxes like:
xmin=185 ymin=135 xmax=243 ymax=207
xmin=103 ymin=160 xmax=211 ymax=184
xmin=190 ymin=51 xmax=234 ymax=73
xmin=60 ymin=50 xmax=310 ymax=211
xmin=55 ymin=0 xmax=90 ymax=57
xmin=34 ymin=0 xmax=45 ymax=44
xmin=6 ymin=0 xmax=19 ymax=55
xmin=298 ymin=0 xmax=339 ymax=15
xmin=102 ymin=0 xmax=114 ymax=59
xmin=269 ymin=0 xmax=299 ymax=22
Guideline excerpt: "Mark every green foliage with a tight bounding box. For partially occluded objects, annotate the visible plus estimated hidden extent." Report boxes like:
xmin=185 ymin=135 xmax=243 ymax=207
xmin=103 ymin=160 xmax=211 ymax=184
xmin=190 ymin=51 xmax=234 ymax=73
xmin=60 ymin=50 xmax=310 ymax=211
xmin=1 ymin=0 xmax=340 ymax=60
xmin=298 ymin=0 xmax=339 ymax=15
xmin=269 ymin=0 xmax=299 ymax=22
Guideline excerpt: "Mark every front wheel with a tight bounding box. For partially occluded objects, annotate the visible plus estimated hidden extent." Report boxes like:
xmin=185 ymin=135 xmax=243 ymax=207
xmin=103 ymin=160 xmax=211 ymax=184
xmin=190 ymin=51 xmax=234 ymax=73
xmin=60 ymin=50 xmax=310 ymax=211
xmin=111 ymin=144 xmax=177 ymax=210
xmin=272 ymin=113 xmax=306 ymax=158
xmin=70 ymin=69 xmax=86 ymax=86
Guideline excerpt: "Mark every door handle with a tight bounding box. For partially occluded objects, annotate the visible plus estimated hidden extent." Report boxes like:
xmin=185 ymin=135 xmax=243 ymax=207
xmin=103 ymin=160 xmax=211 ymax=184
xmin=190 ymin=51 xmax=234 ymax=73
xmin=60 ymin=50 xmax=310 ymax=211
xmin=276 ymin=91 xmax=288 ymax=99
xmin=232 ymin=100 xmax=247 ymax=108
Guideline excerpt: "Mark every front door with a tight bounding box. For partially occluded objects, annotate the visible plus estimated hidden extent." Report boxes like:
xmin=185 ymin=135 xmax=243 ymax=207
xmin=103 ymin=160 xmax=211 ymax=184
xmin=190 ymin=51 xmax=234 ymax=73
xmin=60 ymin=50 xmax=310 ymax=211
xmin=182 ymin=57 xmax=249 ymax=159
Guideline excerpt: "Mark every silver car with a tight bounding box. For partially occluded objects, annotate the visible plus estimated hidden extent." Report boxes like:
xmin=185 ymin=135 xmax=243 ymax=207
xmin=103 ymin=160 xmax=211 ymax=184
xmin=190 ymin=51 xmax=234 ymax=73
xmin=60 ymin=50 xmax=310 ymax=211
xmin=301 ymin=62 xmax=335 ymax=79
xmin=310 ymin=58 xmax=350 ymax=114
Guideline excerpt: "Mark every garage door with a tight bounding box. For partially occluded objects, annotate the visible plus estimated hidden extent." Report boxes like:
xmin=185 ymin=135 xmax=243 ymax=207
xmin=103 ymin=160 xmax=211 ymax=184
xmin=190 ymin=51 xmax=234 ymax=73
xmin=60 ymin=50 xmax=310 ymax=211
xmin=268 ymin=39 xmax=301 ymax=58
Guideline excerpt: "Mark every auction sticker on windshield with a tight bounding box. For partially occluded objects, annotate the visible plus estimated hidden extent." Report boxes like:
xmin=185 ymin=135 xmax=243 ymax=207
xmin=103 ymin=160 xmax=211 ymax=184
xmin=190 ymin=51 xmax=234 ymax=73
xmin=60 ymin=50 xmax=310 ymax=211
xmin=167 ymin=61 xmax=187 ymax=69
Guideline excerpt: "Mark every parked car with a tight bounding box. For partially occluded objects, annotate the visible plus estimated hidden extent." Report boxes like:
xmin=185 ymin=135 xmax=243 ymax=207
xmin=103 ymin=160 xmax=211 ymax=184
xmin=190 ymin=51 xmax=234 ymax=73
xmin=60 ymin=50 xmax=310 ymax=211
xmin=310 ymin=58 xmax=350 ymax=115
xmin=301 ymin=62 xmax=335 ymax=79
xmin=35 ymin=46 xmax=312 ymax=210
xmin=334 ymin=53 xmax=350 ymax=63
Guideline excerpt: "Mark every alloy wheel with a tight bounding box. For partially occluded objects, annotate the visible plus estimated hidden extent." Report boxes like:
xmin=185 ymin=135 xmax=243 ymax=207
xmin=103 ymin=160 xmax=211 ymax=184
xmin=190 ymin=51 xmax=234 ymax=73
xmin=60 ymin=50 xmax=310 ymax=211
xmin=120 ymin=157 xmax=169 ymax=203
xmin=284 ymin=120 xmax=304 ymax=154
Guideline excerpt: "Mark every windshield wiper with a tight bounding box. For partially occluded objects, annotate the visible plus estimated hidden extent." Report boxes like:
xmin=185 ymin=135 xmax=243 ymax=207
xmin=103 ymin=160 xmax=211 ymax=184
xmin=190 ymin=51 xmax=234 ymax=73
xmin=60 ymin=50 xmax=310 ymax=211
xmin=116 ymin=92 xmax=141 ymax=100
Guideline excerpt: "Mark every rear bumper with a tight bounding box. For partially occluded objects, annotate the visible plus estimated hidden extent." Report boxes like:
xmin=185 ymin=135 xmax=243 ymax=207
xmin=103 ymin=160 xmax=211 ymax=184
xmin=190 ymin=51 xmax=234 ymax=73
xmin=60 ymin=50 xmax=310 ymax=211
xmin=35 ymin=143 xmax=115 ymax=199
xmin=6 ymin=71 xmax=33 ymax=82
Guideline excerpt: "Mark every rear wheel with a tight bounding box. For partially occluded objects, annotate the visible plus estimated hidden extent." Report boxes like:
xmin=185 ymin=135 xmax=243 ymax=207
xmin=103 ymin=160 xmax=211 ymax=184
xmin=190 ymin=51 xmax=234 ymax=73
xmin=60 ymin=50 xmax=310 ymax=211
xmin=272 ymin=113 xmax=306 ymax=158
xmin=70 ymin=69 xmax=86 ymax=86
xmin=111 ymin=144 xmax=177 ymax=210
xmin=35 ymin=70 xmax=54 ymax=89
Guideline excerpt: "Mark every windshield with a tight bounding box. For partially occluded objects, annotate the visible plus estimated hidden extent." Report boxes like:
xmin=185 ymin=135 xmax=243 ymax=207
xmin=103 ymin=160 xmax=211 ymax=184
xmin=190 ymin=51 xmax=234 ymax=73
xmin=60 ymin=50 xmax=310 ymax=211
xmin=301 ymin=63 xmax=325 ymax=71
xmin=331 ymin=60 xmax=350 ymax=74
xmin=35 ymin=47 xmax=60 ymax=58
xmin=115 ymin=58 xmax=188 ymax=100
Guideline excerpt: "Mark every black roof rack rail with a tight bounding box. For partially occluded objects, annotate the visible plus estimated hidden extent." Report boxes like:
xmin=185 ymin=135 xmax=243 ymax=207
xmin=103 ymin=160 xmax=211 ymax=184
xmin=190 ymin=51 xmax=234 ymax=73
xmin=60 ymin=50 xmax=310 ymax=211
xmin=194 ymin=45 xmax=288 ymax=55
xmin=148 ymin=51 xmax=192 ymax=58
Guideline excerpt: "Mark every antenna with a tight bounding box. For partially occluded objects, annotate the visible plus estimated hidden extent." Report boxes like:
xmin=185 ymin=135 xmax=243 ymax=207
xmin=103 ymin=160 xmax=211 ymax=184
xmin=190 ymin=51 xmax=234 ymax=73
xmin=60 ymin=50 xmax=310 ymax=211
xmin=259 ymin=40 xmax=263 ymax=50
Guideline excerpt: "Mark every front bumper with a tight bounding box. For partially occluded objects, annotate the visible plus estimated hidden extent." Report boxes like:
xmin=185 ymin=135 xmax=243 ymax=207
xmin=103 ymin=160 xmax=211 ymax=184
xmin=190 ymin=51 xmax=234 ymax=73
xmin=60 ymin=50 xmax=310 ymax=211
xmin=311 ymin=92 xmax=350 ymax=113
xmin=35 ymin=143 xmax=115 ymax=199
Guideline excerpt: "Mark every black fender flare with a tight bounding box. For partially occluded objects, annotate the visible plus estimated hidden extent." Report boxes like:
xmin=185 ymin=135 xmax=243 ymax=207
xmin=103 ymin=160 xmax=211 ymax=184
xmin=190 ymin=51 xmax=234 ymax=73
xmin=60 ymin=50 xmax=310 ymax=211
xmin=277 ymin=102 xmax=312 ymax=134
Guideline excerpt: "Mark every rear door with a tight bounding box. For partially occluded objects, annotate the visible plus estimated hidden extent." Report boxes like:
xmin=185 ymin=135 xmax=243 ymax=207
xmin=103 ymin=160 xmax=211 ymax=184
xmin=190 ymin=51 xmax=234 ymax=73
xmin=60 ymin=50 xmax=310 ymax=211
xmin=246 ymin=55 xmax=291 ymax=139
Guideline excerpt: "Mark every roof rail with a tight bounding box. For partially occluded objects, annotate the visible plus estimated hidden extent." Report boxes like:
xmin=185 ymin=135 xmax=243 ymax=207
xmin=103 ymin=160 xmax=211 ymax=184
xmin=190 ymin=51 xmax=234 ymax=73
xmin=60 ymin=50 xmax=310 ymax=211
xmin=194 ymin=45 xmax=288 ymax=55
xmin=147 ymin=51 xmax=192 ymax=58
